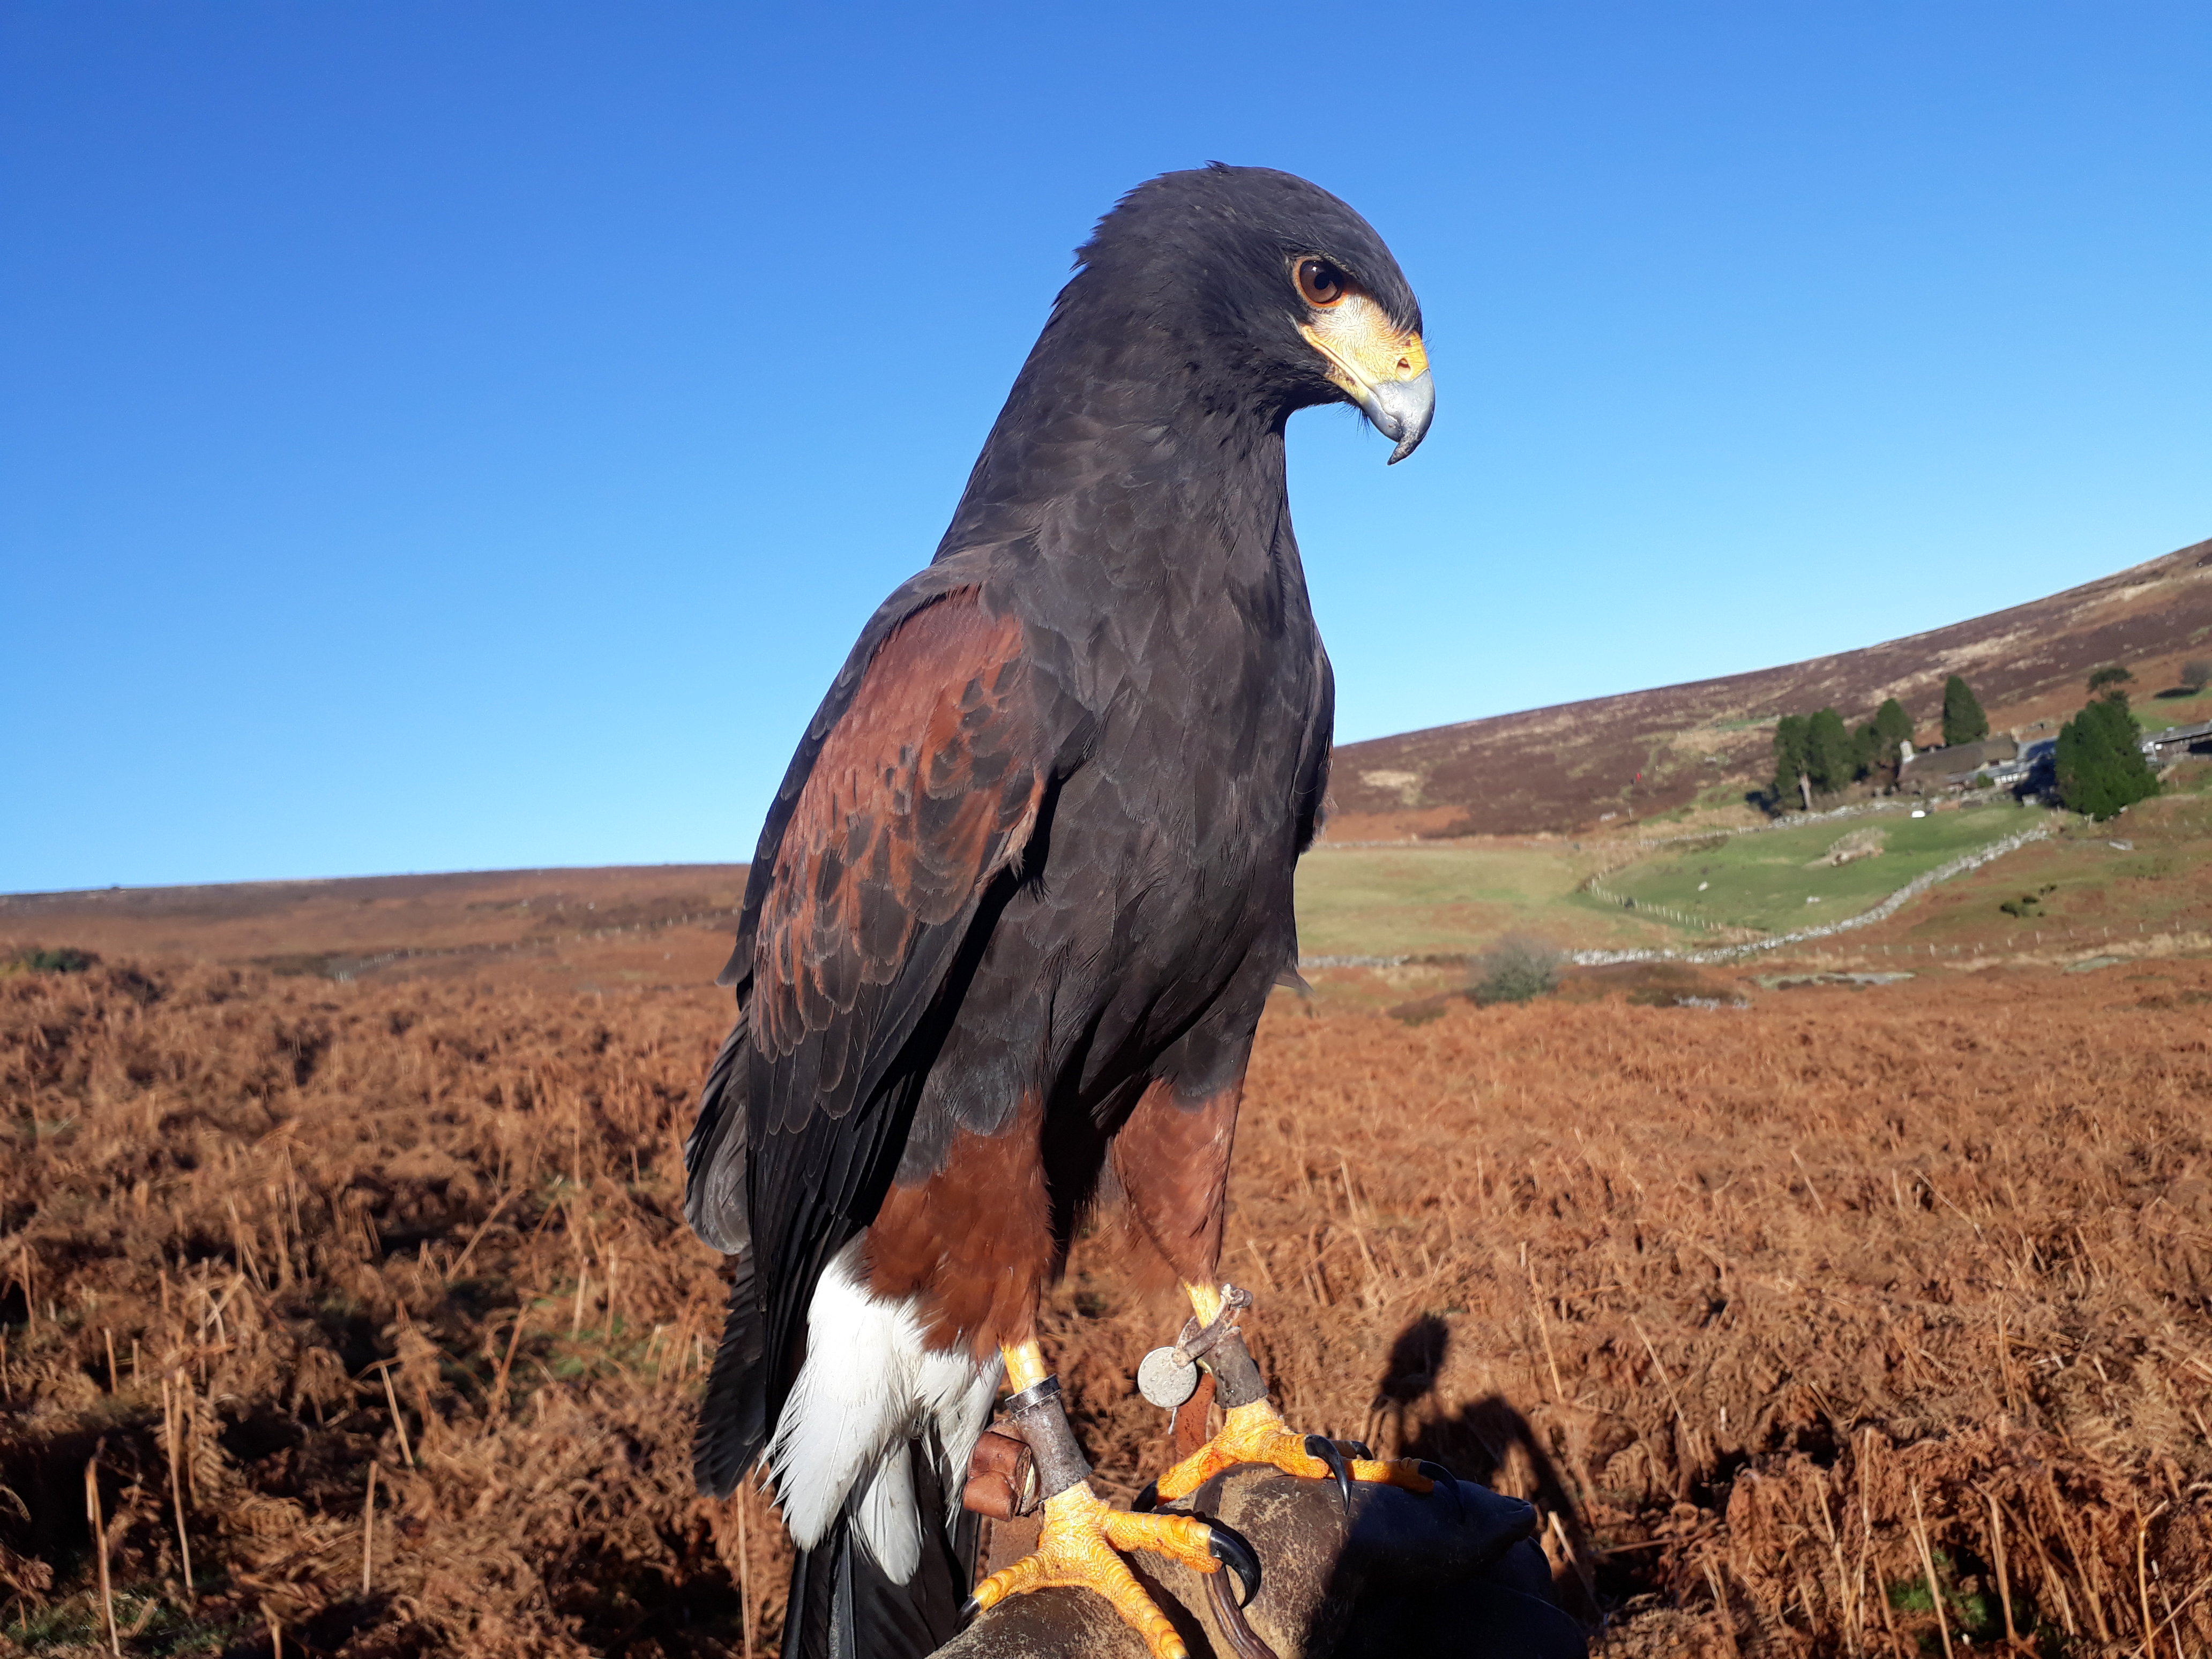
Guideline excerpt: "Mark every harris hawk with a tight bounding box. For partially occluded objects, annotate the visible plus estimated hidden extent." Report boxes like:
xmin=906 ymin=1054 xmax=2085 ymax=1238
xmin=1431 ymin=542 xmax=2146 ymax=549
xmin=685 ymin=164 xmax=1436 ymax=1659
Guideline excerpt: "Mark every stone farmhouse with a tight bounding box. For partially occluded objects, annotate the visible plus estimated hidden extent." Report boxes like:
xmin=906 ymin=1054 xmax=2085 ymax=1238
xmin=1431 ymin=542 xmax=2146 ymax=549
xmin=1896 ymin=718 xmax=2211 ymax=800
xmin=1897 ymin=737 xmax=2018 ymax=794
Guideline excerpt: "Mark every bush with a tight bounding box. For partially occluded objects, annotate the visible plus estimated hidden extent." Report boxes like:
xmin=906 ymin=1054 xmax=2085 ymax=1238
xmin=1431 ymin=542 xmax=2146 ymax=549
xmin=1470 ymin=936 xmax=1564 ymax=1005
xmin=2000 ymin=884 xmax=2056 ymax=918
xmin=13 ymin=946 xmax=99 ymax=974
xmin=2179 ymin=658 xmax=2212 ymax=694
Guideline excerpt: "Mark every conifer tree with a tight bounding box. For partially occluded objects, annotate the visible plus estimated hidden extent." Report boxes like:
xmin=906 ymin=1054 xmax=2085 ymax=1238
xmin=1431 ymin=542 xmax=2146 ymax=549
xmin=1873 ymin=698 xmax=1914 ymax=753
xmin=1804 ymin=708 xmax=1859 ymax=793
xmin=1772 ymin=715 xmax=1812 ymax=812
xmin=2056 ymin=692 xmax=2158 ymax=819
xmin=1941 ymin=675 xmax=1989 ymax=746
xmin=1864 ymin=698 xmax=1914 ymax=779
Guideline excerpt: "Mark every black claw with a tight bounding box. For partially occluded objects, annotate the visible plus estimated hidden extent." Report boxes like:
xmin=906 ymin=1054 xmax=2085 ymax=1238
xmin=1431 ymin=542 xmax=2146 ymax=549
xmin=1343 ymin=1440 xmax=1374 ymax=1460
xmin=958 ymin=1596 xmax=981 ymax=1623
xmin=1416 ymin=1460 xmax=1463 ymax=1520
xmin=1206 ymin=1520 xmax=1262 ymax=1606
xmin=1304 ymin=1434 xmax=1353 ymax=1514
xmin=1132 ymin=1478 xmax=1160 ymax=1514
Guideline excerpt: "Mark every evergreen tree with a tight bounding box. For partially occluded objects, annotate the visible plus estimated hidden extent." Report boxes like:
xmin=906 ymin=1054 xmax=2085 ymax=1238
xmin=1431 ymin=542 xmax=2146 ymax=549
xmin=1861 ymin=698 xmax=1914 ymax=781
xmin=2087 ymin=663 xmax=2133 ymax=696
xmin=1855 ymin=721 xmax=1882 ymax=773
xmin=1941 ymin=674 xmax=1989 ymax=746
xmin=1772 ymin=715 xmax=1812 ymax=811
xmin=1873 ymin=698 xmax=1914 ymax=754
xmin=1804 ymin=708 xmax=1859 ymax=793
xmin=2056 ymin=693 xmax=2158 ymax=819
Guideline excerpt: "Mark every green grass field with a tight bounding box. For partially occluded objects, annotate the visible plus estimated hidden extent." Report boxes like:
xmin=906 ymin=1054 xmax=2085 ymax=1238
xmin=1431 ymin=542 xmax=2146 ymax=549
xmin=1585 ymin=803 xmax=2038 ymax=936
xmin=1294 ymin=765 xmax=2209 ymax=961
xmin=1293 ymin=842 xmax=1662 ymax=957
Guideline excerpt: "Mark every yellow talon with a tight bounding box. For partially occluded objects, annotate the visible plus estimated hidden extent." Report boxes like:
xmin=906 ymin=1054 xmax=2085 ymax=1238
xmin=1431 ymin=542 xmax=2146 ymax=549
xmin=1152 ymin=1396 xmax=1435 ymax=1505
xmin=1157 ymin=1283 xmax=1435 ymax=1506
xmin=967 ymin=1481 xmax=1221 ymax=1659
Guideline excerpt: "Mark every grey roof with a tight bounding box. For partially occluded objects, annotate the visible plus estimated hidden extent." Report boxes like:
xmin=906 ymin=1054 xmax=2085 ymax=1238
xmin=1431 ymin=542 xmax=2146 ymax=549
xmin=2142 ymin=719 xmax=2212 ymax=752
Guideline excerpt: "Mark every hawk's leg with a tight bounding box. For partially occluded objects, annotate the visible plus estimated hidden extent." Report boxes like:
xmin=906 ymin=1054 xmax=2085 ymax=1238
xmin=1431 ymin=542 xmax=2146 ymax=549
xmin=964 ymin=1340 xmax=1258 ymax=1659
xmin=1149 ymin=1281 xmax=1437 ymax=1509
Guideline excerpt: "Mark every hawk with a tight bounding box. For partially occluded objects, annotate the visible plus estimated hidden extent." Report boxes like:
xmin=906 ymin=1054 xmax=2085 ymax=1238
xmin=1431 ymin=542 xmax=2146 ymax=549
xmin=686 ymin=163 xmax=1434 ymax=1658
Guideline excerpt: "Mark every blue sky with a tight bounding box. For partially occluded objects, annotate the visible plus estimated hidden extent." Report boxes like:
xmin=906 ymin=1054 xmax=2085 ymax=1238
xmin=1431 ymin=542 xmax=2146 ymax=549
xmin=4 ymin=3 xmax=2207 ymax=892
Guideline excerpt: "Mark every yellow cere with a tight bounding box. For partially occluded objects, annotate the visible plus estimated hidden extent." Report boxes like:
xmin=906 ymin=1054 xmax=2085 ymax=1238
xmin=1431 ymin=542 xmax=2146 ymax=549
xmin=1299 ymin=292 xmax=1428 ymax=395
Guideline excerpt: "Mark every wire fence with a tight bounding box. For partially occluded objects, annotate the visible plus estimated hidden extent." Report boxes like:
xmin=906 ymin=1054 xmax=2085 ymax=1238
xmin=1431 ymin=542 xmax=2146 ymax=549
xmin=1581 ymin=882 xmax=1709 ymax=931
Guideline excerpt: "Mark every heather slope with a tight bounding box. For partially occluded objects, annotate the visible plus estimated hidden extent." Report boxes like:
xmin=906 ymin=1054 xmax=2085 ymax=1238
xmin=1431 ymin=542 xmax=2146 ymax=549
xmin=1332 ymin=535 xmax=2212 ymax=837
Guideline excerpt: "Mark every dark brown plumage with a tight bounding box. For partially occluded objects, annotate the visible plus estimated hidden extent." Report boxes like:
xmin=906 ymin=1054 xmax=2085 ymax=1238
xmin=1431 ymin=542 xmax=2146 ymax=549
xmin=683 ymin=162 xmax=1428 ymax=1658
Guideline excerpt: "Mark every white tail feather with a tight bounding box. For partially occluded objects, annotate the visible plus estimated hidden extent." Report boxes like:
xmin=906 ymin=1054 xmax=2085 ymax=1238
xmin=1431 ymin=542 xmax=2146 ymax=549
xmin=853 ymin=1446 xmax=919 ymax=1580
xmin=768 ymin=1238 xmax=1002 ymax=1581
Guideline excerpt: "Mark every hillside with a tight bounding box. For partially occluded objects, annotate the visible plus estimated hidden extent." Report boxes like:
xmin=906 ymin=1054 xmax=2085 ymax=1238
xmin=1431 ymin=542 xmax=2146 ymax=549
xmin=1331 ymin=534 xmax=2212 ymax=838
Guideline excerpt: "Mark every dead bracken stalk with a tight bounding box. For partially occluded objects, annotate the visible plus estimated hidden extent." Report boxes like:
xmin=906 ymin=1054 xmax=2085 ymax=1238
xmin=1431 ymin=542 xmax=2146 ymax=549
xmin=377 ymin=1361 xmax=415 ymax=1467
xmin=444 ymin=1184 xmax=518 ymax=1282
xmin=738 ymin=1489 xmax=754 ymax=1659
xmin=2139 ymin=1509 xmax=2159 ymax=1657
xmin=1525 ymin=1251 xmax=1566 ymax=1401
xmin=1984 ymin=1486 xmax=2018 ymax=1649
xmin=361 ymin=1461 xmax=376 ymax=1597
xmin=1702 ymin=1553 xmax=1740 ymax=1659
xmin=161 ymin=1374 xmax=193 ymax=1604
xmin=1910 ymin=1481 xmax=1955 ymax=1659
xmin=1789 ymin=1146 xmax=1828 ymax=1215
xmin=490 ymin=1303 xmax=530 ymax=1419
xmin=85 ymin=1454 xmax=118 ymax=1656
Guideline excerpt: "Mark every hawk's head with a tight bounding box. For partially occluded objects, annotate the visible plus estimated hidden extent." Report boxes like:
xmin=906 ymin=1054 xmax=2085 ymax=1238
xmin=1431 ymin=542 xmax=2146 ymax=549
xmin=1067 ymin=163 xmax=1433 ymax=462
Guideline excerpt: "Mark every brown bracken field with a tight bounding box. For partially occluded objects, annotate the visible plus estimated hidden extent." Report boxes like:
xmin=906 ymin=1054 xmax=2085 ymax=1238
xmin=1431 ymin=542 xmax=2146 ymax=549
xmin=5 ymin=809 xmax=2212 ymax=1657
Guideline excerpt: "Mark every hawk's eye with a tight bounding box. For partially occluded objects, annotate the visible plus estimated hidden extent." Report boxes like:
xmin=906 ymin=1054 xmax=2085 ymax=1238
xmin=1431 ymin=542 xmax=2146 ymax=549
xmin=1295 ymin=258 xmax=1346 ymax=307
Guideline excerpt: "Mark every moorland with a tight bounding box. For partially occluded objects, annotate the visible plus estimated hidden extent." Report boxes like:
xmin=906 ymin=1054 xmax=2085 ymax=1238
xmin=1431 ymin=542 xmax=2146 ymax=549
xmin=4 ymin=764 xmax=2211 ymax=1657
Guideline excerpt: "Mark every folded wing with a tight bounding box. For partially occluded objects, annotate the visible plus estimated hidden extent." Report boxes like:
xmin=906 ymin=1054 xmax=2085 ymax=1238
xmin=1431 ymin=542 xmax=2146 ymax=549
xmin=686 ymin=577 xmax=1050 ymax=1493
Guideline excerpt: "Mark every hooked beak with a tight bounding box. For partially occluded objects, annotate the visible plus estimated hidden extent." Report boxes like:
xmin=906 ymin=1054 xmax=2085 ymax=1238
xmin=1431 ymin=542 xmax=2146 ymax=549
xmin=1300 ymin=305 xmax=1433 ymax=464
xmin=1358 ymin=370 xmax=1436 ymax=465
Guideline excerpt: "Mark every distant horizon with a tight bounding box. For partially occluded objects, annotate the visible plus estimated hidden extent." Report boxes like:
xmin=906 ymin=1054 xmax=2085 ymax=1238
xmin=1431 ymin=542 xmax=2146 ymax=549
xmin=2 ymin=860 xmax=756 ymax=900
xmin=9 ymin=526 xmax=2203 ymax=897
xmin=8 ymin=4 xmax=2207 ymax=891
